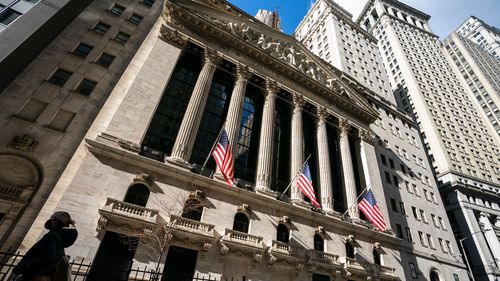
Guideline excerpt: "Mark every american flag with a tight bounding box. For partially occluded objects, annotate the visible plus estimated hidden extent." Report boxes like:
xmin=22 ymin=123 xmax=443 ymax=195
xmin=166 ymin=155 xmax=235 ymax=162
xmin=212 ymin=129 xmax=235 ymax=187
xmin=297 ymin=161 xmax=321 ymax=208
xmin=358 ymin=188 xmax=386 ymax=231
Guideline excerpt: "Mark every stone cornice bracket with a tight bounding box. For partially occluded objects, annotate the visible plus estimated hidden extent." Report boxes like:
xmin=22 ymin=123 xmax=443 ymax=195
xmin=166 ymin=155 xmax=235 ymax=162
xmin=359 ymin=129 xmax=376 ymax=144
xmin=265 ymin=78 xmax=279 ymax=95
xmin=339 ymin=118 xmax=350 ymax=135
xmin=237 ymin=203 xmax=251 ymax=217
xmin=189 ymin=190 xmax=206 ymax=200
xmin=159 ymin=25 xmax=188 ymax=48
xmin=203 ymin=48 xmax=222 ymax=66
xmin=134 ymin=173 xmax=155 ymax=186
xmin=279 ymin=215 xmax=290 ymax=226
xmin=346 ymin=234 xmax=355 ymax=243
xmin=315 ymin=226 xmax=325 ymax=235
xmin=236 ymin=64 xmax=252 ymax=80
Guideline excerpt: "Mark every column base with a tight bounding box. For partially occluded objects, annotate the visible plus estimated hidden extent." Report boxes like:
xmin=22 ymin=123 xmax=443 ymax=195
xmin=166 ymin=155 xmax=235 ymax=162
xmin=165 ymin=156 xmax=191 ymax=170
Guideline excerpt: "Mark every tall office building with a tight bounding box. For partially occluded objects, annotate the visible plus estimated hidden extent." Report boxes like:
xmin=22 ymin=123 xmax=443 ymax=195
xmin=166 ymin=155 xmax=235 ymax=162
xmin=8 ymin=0 xmax=465 ymax=280
xmin=443 ymin=32 xmax=500 ymax=138
xmin=0 ymin=0 xmax=163 ymax=250
xmin=358 ymin=1 xmax=500 ymax=280
xmin=255 ymin=9 xmax=282 ymax=31
xmin=295 ymin=1 xmax=467 ymax=280
xmin=455 ymin=16 xmax=500 ymax=60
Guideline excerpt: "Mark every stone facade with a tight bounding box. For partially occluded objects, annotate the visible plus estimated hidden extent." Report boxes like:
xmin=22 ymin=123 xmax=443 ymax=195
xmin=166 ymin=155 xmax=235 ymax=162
xmin=0 ymin=0 xmax=163 ymax=250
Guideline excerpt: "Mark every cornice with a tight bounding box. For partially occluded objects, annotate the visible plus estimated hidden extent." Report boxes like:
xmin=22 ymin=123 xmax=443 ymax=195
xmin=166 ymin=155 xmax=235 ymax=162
xmin=163 ymin=0 xmax=379 ymax=125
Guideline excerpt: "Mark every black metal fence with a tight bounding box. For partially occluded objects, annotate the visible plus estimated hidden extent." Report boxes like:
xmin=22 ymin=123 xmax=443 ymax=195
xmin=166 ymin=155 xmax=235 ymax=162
xmin=0 ymin=252 xmax=238 ymax=281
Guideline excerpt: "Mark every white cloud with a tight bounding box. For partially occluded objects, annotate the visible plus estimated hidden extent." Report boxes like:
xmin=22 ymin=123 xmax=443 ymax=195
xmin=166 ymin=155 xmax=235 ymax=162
xmin=332 ymin=0 xmax=368 ymax=20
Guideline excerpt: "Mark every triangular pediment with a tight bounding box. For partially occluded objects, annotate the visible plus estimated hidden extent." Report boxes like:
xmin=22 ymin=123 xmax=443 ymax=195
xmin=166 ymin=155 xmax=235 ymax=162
xmin=164 ymin=0 xmax=378 ymax=121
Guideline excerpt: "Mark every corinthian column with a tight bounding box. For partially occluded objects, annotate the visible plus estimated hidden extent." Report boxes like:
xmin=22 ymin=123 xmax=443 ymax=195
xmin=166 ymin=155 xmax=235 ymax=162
xmin=316 ymin=107 xmax=333 ymax=212
xmin=478 ymin=212 xmax=500 ymax=266
xmin=168 ymin=48 xmax=221 ymax=166
xmin=215 ymin=64 xmax=251 ymax=177
xmin=359 ymin=130 xmax=376 ymax=190
xmin=255 ymin=79 xmax=278 ymax=193
xmin=340 ymin=119 xmax=358 ymax=218
xmin=290 ymin=93 xmax=305 ymax=203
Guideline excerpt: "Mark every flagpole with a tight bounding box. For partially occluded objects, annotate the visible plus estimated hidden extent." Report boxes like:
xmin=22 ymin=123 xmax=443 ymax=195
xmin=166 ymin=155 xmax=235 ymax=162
xmin=341 ymin=185 xmax=370 ymax=218
xmin=202 ymin=121 xmax=227 ymax=168
xmin=279 ymin=154 xmax=311 ymax=200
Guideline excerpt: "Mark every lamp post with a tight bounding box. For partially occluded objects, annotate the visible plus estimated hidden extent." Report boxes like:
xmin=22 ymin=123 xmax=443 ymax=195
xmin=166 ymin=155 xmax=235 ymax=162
xmin=458 ymin=229 xmax=493 ymax=281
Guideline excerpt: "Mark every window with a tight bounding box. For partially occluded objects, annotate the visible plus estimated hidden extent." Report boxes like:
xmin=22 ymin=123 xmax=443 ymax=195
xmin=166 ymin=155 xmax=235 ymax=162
xmin=431 ymin=214 xmax=438 ymax=227
xmin=446 ymin=240 xmax=454 ymax=254
xmin=113 ymin=32 xmax=130 ymax=44
xmin=182 ymin=199 xmax=203 ymax=221
xmin=399 ymin=202 xmax=406 ymax=215
xmin=396 ymin=224 xmax=404 ymax=239
xmin=0 ymin=8 xmax=21 ymax=26
xmin=427 ymin=234 xmax=435 ymax=249
xmin=314 ymin=234 xmax=324 ymax=252
xmin=47 ymin=109 xmax=76 ymax=131
xmin=346 ymin=242 xmax=355 ymax=258
xmin=438 ymin=217 xmax=446 ymax=229
xmin=385 ymin=172 xmax=391 ymax=184
xmin=312 ymin=273 xmax=330 ymax=281
xmin=438 ymin=238 xmax=446 ymax=252
xmin=129 ymin=13 xmax=143 ymax=24
xmin=96 ymin=53 xmax=115 ymax=67
xmin=109 ymin=3 xmax=125 ymax=15
xmin=373 ymin=249 xmax=381 ymax=265
xmin=405 ymin=227 xmax=413 ymax=242
xmin=390 ymin=198 xmax=398 ymax=213
xmin=409 ymin=263 xmax=417 ymax=279
xmin=393 ymin=175 xmax=399 ymax=187
xmin=72 ymin=43 xmax=93 ymax=58
xmin=123 ymin=184 xmax=149 ymax=207
xmin=389 ymin=158 xmax=394 ymax=168
xmin=232 ymin=213 xmax=249 ymax=233
xmin=412 ymin=206 xmax=419 ymax=219
xmin=453 ymin=273 xmax=460 ymax=281
xmin=75 ymin=79 xmax=97 ymax=96
xmin=381 ymin=154 xmax=387 ymax=165
xmin=142 ymin=0 xmax=155 ymax=6
xmin=16 ymin=98 xmax=48 ymax=122
xmin=418 ymin=231 xmax=426 ymax=246
xmin=92 ymin=21 xmax=111 ymax=35
xmin=48 ymin=68 xmax=73 ymax=86
xmin=277 ymin=224 xmax=289 ymax=243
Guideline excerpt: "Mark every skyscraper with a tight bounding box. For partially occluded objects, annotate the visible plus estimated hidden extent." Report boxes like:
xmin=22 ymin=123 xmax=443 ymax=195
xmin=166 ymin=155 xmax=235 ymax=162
xmin=358 ymin=1 xmax=500 ymax=280
xmin=443 ymin=31 xmax=500 ymax=138
xmin=455 ymin=16 xmax=500 ymax=60
xmin=296 ymin=1 xmax=468 ymax=280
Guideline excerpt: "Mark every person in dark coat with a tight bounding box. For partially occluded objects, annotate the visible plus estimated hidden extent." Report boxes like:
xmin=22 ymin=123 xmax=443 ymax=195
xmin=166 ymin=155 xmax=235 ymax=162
xmin=13 ymin=211 xmax=78 ymax=281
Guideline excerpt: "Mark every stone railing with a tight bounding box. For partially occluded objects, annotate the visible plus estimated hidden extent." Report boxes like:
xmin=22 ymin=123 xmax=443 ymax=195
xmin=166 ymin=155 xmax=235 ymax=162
xmin=101 ymin=198 xmax=158 ymax=224
xmin=344 ymin=257 xmax=367 ymax=271
xmin=374 ymin=264 xmax=396 ymax=276
xmin=223 ymin=229 xmax=263 ymax=247
xmin=308 ymin=250 xmax=340 ymax=265
xmin=0 ymin=183 xmax=24 ymax=199
xmin=169 ymin=214 xmax=215 ymax=237
xmin=270 ymin=240 xmax=299 ymax=255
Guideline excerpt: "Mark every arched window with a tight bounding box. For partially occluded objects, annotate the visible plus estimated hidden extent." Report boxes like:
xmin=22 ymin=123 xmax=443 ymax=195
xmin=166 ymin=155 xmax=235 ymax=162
xmin=373 ymin=249 xmax=381 ymax=265
xmin=232 ymin=213 xmax=249 ymax=233
xmin=123 ymin=184 xmax=150 ymax=207
xmin=182 ymin=199 xmax=203 ymax=221
xmin=276 ymin=224 xmax=289 ymax=243
xmin=314 ymin=234 xmax=324 ymax=252
xmin=346 ymin=242 xmax=355 ymax=259
xmin=430 ymin=270 xmax=441 ymax=281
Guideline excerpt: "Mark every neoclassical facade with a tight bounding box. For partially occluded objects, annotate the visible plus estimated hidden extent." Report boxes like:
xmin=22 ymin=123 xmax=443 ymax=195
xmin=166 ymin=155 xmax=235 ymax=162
xmin=15 ymin=0 xmax=460 ymax=280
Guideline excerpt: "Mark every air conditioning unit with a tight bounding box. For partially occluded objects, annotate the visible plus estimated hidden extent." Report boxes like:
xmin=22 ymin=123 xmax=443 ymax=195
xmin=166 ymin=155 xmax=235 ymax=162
xmin=191 ymin=164 xmax=213 ymax=177
xmin=140 ymin=146 xmax=165 ymax=162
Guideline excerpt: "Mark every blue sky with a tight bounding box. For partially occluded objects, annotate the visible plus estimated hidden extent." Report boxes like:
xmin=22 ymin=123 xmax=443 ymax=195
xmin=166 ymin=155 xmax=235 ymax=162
xmin=228 ymin=0 xmax=500 ymax=39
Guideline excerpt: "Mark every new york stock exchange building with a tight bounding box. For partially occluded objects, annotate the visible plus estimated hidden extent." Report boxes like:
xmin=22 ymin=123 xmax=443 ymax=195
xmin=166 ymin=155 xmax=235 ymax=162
xmin=9 ymin=0 xmax=460 ymax=280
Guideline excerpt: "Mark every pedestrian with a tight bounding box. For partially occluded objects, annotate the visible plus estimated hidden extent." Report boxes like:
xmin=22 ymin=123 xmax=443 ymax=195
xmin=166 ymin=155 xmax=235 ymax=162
xmin=13 ymin=211 xmax=78 ymax=281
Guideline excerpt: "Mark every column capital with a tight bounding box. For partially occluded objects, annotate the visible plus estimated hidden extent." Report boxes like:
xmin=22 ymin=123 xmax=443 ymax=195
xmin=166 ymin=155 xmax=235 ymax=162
xmin=204 ymin=48 xmax=222 ymax=66
xmin=339 ymin=118 xmax=350 ymax=135
xmin=316 ymin=107 xmax=328 ymax=126
xmin=359 ymin=130 xmax=376 ymax=144
xmin=159 ymin=25 xmax=189 ymax=48
xmin=236 ymin=64 xmax=252 ymax=80
xmin=292 ymin=93 xmax=306 ymax=108
xmin=265 ymin=78 xmax=279 ymax=95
